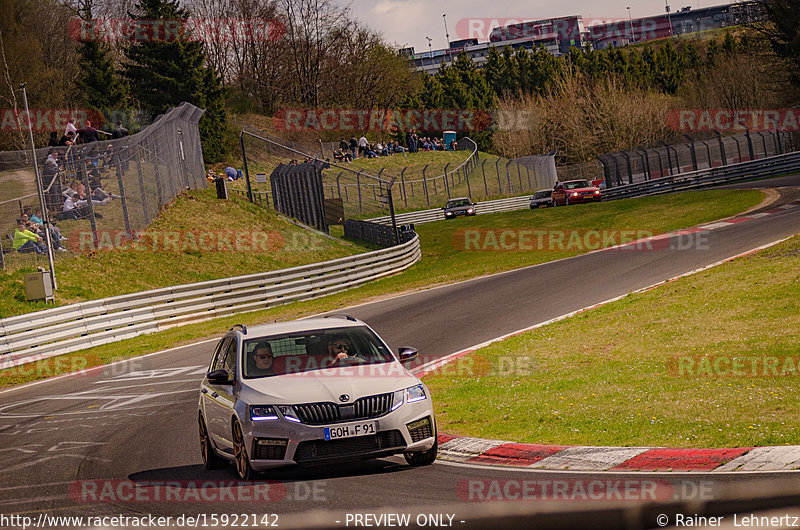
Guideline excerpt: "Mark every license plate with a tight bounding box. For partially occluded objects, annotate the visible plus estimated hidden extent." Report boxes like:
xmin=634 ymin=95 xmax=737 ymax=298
xmin=324 ymin=421 xmax=377 ymax=440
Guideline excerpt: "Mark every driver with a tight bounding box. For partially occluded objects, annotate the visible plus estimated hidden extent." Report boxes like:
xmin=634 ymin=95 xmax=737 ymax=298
xmin=251 ymin=342 xmax=275 ymax=376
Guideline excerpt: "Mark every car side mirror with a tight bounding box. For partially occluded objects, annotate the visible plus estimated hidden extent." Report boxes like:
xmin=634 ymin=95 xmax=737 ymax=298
xmin=398 ymin=347 xmax=418 ymax=363
xmin=207 ymin=369 xmax=233 ymax=385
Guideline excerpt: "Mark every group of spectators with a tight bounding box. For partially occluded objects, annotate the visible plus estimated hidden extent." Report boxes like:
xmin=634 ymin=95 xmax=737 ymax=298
xmin=331 ymin=132 xmax=457 ymax=163
xmin=334 ymin=135 xmax=405 ymax=162
xmin=47 ymin=118 xmax=128 ymax=148
xmin=406 ymin=131 xmax=455 ymax=152
xmin=12 ymin=206 xmax=67 ymax=254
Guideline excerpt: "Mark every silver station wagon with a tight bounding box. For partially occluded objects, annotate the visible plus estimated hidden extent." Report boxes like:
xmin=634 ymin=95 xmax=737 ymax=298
xmin=198 ymin=315 xmax=437 ymax=479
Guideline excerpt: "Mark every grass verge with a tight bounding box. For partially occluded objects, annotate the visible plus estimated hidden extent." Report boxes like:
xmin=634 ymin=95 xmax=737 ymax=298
xmin=0 ymin=189 xmax=763 ymax=389
xmin=0 ymin=189 xmax=363 ymax=318
xmin=424 ymin=235 xmax=800 ymax=448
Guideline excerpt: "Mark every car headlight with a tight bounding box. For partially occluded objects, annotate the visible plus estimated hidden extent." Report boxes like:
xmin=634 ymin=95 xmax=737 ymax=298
xmin=250 ymin=405 xmax=279 ymax=421
xmin=406 ymin=384 xmax=427 ymax=403
xmin=571 ymin=192 xmax=579 ymax=197
xmin=278 ymin=405 xmax=301 ymax=423
xmin=594 ymin=190 xmax=601 ymax=195
xmin=391 ymin=389 xmax=405 ymax=410
xmin=467 ymin=208 xmax=474 ymax=214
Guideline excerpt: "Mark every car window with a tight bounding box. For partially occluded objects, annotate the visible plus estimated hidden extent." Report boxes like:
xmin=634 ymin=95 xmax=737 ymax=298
xmin=564 ymin=180 xmax=591 ymax=189
xmin=242 ymin=326 xmax=395 ymax=379
xmin=222 ymin=339 xmax=237 ymax=376
xmin=446 ymin=199 xmax=470 ymax=208
xmin=210 ymin=337 xmax=231 ymax=371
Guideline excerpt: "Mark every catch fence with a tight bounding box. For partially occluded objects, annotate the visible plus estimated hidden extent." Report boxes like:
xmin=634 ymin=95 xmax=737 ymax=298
xmin=0 ymin=103 xmax=206 ymax=268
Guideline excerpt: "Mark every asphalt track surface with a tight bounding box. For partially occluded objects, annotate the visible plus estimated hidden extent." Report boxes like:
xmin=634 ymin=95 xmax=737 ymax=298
xmin=0 ymin=176 xmax=798 ymax=526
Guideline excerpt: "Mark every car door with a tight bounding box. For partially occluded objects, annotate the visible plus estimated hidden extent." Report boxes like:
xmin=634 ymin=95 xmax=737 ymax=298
xmin=552 ymin=183 xmax=564 ymax=205
xmin=203 ymin=337 xmax=238 ymax=453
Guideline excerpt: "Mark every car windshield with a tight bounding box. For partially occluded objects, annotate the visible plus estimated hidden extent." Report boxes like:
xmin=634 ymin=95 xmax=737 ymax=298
xmin=241 ymin=326 xmax=394 ymax=379
xmin=535 ymin=190 xmax=552 ymax=198
xmin=446 ymin=199 xmax=471 ymax=208
xmin=564 ymin=180 xmax=592 ymax=190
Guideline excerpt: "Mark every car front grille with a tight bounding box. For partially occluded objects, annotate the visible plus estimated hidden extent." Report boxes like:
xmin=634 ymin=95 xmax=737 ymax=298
xmin=293 ymin=430 xmax=406 ymax=464
xmin=294 ymin=393 xmax=394 ymax=425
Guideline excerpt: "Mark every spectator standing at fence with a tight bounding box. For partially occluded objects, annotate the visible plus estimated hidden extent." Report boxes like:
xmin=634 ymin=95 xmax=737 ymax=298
xmin=111 ymin=121 xmax=128 ymax=139
xmin=58 ymin=130 xmax=75 ymax=147
xmin=77 ymin=120 xmax=100 ymax=143
xmin=13 ymin=219 xmax=47 ymax=254
xmin=65 ymin=118 xmax=77 ymax=137
xmin=339 ymin=138 xmax=348 ymax=152
xmin=358 ymin=134 xmax=368 ymax=157
xmin=348 ymin=136 xmax=358 ymax=158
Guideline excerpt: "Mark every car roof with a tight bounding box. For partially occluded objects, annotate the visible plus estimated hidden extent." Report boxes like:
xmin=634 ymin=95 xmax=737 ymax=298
xmin=447 ymin=197 xmax=470 ymax=202
xmin=231 ymin=316 xmax=366 ymax=339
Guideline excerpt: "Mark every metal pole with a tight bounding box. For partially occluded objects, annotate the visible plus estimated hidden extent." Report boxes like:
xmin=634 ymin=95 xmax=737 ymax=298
xmin=505 ymin=160 xmax=513 ymax=193
xmin=357 ymin=171 xmax=363 ymax=213
xmin=481 ymin=159 xmax=488 ymax=195
xmin=240 ymin=132 xmax=253 ymax=203
xmin=422 ymin=164 xmax=430 ymax=206
xmin=400 ymin=167 xmax=407 ymax=207
xmin=443 ymin=163 xmax=451 ymax=199
xmin=495 ymin=158 xmax=502 ymax=193
xmin=21 ymin=83 xmax=57 ymax=290
xmin=683 ymin=134 xmax=698 ymax=171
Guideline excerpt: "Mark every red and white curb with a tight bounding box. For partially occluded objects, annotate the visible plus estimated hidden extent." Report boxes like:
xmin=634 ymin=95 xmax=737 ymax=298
xmin=435 ymin=434 xmax=800 ymax=472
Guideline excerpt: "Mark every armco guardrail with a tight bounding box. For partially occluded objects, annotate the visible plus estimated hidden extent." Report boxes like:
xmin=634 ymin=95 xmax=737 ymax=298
xmin=370 ymin=195 xmax=532 ymax=226
xmin=0 ymin=235 xmax=421 ymax=368
xmin=602 ymin=150 xmax=800 ymax=201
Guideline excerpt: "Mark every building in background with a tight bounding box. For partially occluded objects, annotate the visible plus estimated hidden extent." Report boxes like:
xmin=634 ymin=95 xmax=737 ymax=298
xmin=406 ymin=1 xmax=763 ymax=73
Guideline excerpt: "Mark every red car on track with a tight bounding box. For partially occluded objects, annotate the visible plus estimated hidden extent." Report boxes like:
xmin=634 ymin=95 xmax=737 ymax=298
xmin=552 ymin=180 xmax=602 ymax=206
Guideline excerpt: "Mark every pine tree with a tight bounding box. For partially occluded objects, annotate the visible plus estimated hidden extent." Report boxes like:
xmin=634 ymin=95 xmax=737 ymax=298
xmin=76 ymin=4 xmax=127 ymax=118
xmin=123 ymin=0 xmax=228 ymax=162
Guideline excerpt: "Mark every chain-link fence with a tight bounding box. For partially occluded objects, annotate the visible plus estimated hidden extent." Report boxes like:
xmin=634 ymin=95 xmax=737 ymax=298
xmin=0 ymin=103 xmax=206 ymax=269
xmin=599 ymin=130 xmax=799 ymax=188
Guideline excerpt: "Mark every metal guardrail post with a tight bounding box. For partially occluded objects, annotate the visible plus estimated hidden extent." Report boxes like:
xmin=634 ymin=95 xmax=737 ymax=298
xmin=443 ymin=163 xmax=451 ymax=199
xmin=400 ymin=167 xmax=407 ymax=207
xmin=659 ymin=141 xmax=673 ymax=176
xmin=636 ymin=148 xmax=650 ymax=180
xmin=683 ymin=134 xmax=698 ymax=171
xmin=240 ymin=132 xmax=254 ymax=203
xmin=356 ymin=171 xmax=363 ymax=213
xmin=134 ymin=145 xmax=150 ymax=225
xmin=732 ymin=135 xmax=743 ymax=162
xmin=745 ymin=128 xmax=755 ymax=160
xmin=481 ymin=159 xmax=488 ymax=195
xmin=115 ymin=157 xmax=132 ymax=238
xmin=756 ymin=131 xmax=769 ymax=157
xmin=620 ymin=152 xmax=633 ymax=184
xmin=422 ymin=165 xmax=430 ymax=206
xmin=80 ymin=157 xmax=99 ymax=250
xmin=698 ymin=139 xmax=712 ymax=169
xmin=714 ymin=130 xmax=727 ymax=166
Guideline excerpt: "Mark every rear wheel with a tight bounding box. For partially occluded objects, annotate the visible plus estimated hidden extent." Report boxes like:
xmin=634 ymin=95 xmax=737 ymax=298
xmin=232 ymin=420 xmax=256 ymax=480
xmin=199 ymin=414 xmax=227 ymax=470
xmin=404 ymin=437 xmax=438 ymax=467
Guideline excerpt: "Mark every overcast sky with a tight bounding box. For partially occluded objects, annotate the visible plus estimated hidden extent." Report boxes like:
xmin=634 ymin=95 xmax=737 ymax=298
xmin=343 ymin=0 xmax=713 ymax=51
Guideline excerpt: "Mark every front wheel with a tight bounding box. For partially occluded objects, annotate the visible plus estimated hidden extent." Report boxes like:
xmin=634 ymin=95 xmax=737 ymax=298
xmin=565 ymin=197 xmax=570 ymax=206
xmin=404 ymin=437 xmax=438 ymax=467
xmin=232 ymin=420 xmax=257 ymax=480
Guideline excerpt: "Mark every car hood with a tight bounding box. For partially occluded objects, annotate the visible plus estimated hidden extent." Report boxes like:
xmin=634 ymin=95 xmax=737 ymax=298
xmin=566 ymin=187 xmax=599 ymax=193
xmin=239 ymin=363 xmax=422 ymax=404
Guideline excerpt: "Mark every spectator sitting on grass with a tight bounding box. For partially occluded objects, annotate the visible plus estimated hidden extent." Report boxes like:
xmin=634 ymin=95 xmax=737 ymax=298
xmin=29 ymin=207 xmax=66 ymax=242
xmin=364 ymin=143 xmax=378 ymax=158
xmin=13 ymin=219 xmax=46 ymax=254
